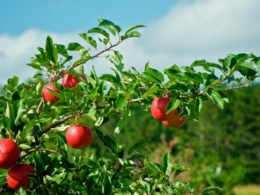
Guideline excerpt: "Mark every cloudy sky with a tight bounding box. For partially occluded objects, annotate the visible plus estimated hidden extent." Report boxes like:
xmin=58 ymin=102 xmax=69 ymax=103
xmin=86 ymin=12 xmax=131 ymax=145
xmin=0 ymin=0 xmax=260 ymax=84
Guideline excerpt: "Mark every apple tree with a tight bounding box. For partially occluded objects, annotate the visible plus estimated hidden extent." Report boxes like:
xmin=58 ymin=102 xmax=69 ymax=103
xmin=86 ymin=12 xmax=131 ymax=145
xmin=0 ymin=19 xmax=259 ymax=194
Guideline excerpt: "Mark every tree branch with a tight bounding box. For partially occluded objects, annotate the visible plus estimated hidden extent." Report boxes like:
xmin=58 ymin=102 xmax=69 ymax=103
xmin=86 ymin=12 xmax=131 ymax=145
xmin=20 ymin=148 xmax=57 ymax=159
xmin=180 ymin=81 xmax=251 ymax=100
xmin=39 ymin=98 xmax=141 ymax=137
xmin=220 ymin=82 xmax=251 ymax=92
xmin=37 ymin=80 xmax=250 ymax=137
xmin=54 ymin=40 xmax=122 ymax=82
xmin=69 ymin=41 xmax=121 ymax=71
xmin=127 ymin=98 xmax=143 ymax=104
xmin=39 ymin=114 xmax=75 ymax=136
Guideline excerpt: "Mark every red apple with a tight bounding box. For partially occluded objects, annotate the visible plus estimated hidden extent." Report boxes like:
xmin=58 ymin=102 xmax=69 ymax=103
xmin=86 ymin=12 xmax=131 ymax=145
xmin=162 ymin=110 xmax=186 ymax=128
xmin=41 ymin=83 xmax=60 ymax=103
xmin=66 ymin=125 xmax=92 ymax=148
xmin=7 ymin=164 xmax=33 ymax=189
xmin=150 ymin=97 xmax=170 ymax=120
xmin=62 ymin=73 xmax=79 ymax=88
xmin=6 ymin=175 xmax=22 ymax=189
xmin=62 ymin=73 xmax=86 ymax=88
xmin=0 ymin=139 xmax=20 ymax=169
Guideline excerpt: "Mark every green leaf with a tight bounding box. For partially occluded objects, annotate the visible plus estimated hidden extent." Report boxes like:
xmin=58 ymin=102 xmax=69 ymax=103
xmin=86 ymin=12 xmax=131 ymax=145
xmin=15 ymin=100 xmax=26 ymax=125
xmin=95 ymin=129 xmax=118 ymax=154
xmin=237 ymin=61 xmax=258 ymax=79
xmin=79 ymin=110 xmax=96 ymax=127
xmin=166 ymin=99 xmax=182 ymax=113
xmin=88 ymin=27 xmax=110 ymax=39
xmin=52 ymin=171 xmax=66 ymax=184
xmin=172 ymin=164 xmax=187 ymax=176
xmin=7 ymin=76 xmax=19 ymax=89
xmin=144 ymin=159 xmax=161 ymax=175
xmin=122 ymin=31 xmax=142 ymax=40
xmin=27 ymin=63 xmax=43 ymax=71
xmin=56 ymin=44 xmax=69 ymax=57
xmin=116 ymin=94 xmax=126 ymax=110
xmin=17 ymin=120 xmax=37 ymax=141
xmin=125 ymin=25 xmax=145 ymax=35
xmin=191 ymin=59 xmax=225 ymax=73
xmin=208 ymin=90 xmax=224 ymax=109
xmin=144 ymin=65 xmax=164 ymax=84
xmin=141 ymin=85 xmax=160 ymax=99
xmin=100 ymin=74 xmax=120 ymax=87
xmin=45 ymin=36 xmax=58 ymax=63
xmin=181 ymin=106 xmax=190 ymax=118
xmin=17 ymin=188 xmax=28 ymax=195
xmin=5 ymin=102 xmax=15 ymax=129
xmin=19 ymin=143 xmax=31 ymax=150
xmin=34 ymin=152 xmax=46 ymax=175
xmin=67 ymin=42 xmax=83 ymax=51
xmin=95 ymin=116 xmax=104 ymax=127
xmin=46 ymin=87 xmax=63 ymax=99
xmin=106 ymin=51 xmax=124 ymax=71
xmin=184 ymin=71 xmax=204 ymax=84
xmin=164 ymin=65 xmax=181 ymax=80
xmin=73 ymin=55 xmax=92 ymax=67
xmin=162 ymin=152 xmax=170 ymax=174
xmin=98 ymin=19 xmax=121 ymax=35
xmin=103 ymin=174 xmax=112 ymax=195
xmin=79 ymin=33 xmax=97 ymax=48
xmin=195 ymin=97 xmax=203 ymax=113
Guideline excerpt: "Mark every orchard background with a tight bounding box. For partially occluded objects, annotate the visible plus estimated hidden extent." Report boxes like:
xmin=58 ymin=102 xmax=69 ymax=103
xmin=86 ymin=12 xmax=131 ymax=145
xmin=1 ymin=1 xmax=260 ymax=194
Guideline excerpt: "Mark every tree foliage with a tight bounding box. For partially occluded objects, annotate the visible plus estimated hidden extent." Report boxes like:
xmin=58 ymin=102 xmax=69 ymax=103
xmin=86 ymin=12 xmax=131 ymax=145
xmin=0 ymin=19 xmax=259 ymax=194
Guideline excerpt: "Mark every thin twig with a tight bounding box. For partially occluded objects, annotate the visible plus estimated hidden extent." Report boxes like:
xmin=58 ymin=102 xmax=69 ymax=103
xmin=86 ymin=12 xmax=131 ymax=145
xmin=21 ymin=148 xmax=57 ymax=158
xmin=36 ymin=99 xmax=44 ymax=114
xmin=39 ymin=114 xmax=75 ymax=136
xmin=38 ymin=98 xmax=141 ymax=137
xmin=55 ymin=40 xmax=122 ymax=81
xmin=90 ymin=41 xmax=121 ymax=61
xmin=68 ymin=41 xmax=120 ymax=70
xmin=128 ymin=98 xmax=143 ymax=103
xmin=180 ymin=82 xmax=251 ymax=99
xmin=220 ymin=82 xmax=251 ymax=92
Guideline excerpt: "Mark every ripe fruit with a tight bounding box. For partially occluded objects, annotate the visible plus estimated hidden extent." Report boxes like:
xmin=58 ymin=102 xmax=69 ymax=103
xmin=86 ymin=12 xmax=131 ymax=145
xmin=6 ymin=175 xmax=23 ymax=189
xmin=66 ymin=125 xmax=93 ymax=148
xmin=62 ymin=73 xmax=79 ymax=88
xmin=151 ymin=97 xmax=170 ymax=120
xmin=7 ymin=164 xmax=33 ymax=189
xmin=0 ymin=139 xmax=20 ymax=169
xmin=41 ymin=83 xmax=60 ymax=103
xmin=62 ymin=73 xmax=86 ymax=88
xmin=162 ymin=110 xmax=186 ymax=128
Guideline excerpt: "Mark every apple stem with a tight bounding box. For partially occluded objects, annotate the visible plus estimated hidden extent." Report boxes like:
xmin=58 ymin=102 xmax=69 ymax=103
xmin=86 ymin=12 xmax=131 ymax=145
xmin=75 ymin=114 xmax=80 ymax=125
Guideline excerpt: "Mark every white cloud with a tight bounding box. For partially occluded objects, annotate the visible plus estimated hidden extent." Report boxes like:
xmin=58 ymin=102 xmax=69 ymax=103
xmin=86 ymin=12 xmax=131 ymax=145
xmin=0 ymin=0 xmax=260 ymax=84
xmin=0 ymin=30 xmax=78 ymax=83
xmin=120 ymin=0 xmax=260 ymax=70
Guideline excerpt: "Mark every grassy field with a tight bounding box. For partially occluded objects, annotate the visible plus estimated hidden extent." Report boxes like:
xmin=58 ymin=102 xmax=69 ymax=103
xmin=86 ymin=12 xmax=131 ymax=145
xmin=233 ymin=185 xmax=260 ymax=195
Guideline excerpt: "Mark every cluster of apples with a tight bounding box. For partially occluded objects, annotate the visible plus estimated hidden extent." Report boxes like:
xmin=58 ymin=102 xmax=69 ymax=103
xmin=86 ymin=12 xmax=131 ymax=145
xmin=41 ymin=73 xmax=93 ymax=149
xmin=151 ymin=97 xmax=186 ymax=128
xmin=0 ymin=139 xmax=33 ymax=189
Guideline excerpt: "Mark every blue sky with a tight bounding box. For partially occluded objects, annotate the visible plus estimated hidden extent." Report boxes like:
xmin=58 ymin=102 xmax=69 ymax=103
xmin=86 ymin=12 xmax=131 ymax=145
xmin=0 ymin=0 xmax=260 ymax=83
xmin=1 ymin=0 xmax=176 ymax=35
